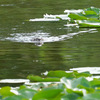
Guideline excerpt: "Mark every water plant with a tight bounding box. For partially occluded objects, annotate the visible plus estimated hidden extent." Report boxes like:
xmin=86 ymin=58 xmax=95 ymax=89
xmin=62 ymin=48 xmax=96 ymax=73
xmin=30 ymin=7 xmax=100 ymax=28
xmin=0 ymin=70 xmax=100 ymax=100
xmin=68 ymin=7 xmax=100 ymax=27
xmin=27 ymin=70 xmax=91 ymax=82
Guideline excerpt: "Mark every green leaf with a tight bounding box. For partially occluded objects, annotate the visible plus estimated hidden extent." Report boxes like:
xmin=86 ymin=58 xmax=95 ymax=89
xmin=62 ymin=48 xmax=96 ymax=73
xmin=61 ymin=77 xmax=90 ymax=89
xmin=47 ymin=70 xmax=75 ymax=78
xmin=84 ymin=19 xmax=100 ymax=22
xmin=43 ymin=78 xmax=60 ymax=82
xmin=62 ymin=93 xmax=80 ymax=100
xmin=72 ymin=77 xmax=90 ymax=88
xmin=61 ymin=77 xmax=72 ymax=89
xmin=27 ymin=74 xmax=60 ymax=82
xmin=72 ymin=71 xmax=92 ymax=78
xmin=78 ymin=22 xmax=100 ymax=28
xmin=67 ymin=88 xmax=83 ymax=96
xmin=27 ymin=75 xmax=43 ymax=82
xmin=19 ymin=85 xmax=27 ymax=90
xmin=77 ymin=20 xmax=100 ymax=28
xmin=32 ymin=88 xmax=62 ymax=100
xmin=28 ymin=70 xmax=91 ymax=82
xmin=56 ymin=16 xmax=62 ymax=20
xmin=0 ymin=86 xmax=15 ymax=98
xmin=3 ymin=95 xmax=28 ymax=100
xmin=85 ymin=7 xmax=100 ymax=14
xmin=18 ymin=88 xmax=37 ymax=99
xmin=84 ymin=11 xmax=97 ymax=15
xmin=82 ymin=92 xmax=100 ymax=100
xmin=68 ymin=13 xmax=87 ymax=20
xmin=84 ymin=11 xmax=99 ymax=19
xmin=90 ymin=78 xmax=100 ymax=88
xmin=43 ymin=83 xmax=64 ymax=91
xmin=68 ymin=7 xmax=100 ymax=28
xmin=47 ymin=70 xmax=68 ymax=78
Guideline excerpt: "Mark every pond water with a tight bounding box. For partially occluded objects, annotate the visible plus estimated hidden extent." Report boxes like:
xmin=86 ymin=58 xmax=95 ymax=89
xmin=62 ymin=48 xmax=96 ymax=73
xmin=0 ymin=0 xmax=100 ymax=79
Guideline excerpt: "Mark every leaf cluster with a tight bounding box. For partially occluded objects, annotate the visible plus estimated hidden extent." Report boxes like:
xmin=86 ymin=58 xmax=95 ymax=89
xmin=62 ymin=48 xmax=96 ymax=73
xmin=68 ymin=7 xmax=100 ymax=27
xmin=27 ymin=70 xmax=91 ymax=82
xmin=0 ymin=71 xmax=100 ymax=100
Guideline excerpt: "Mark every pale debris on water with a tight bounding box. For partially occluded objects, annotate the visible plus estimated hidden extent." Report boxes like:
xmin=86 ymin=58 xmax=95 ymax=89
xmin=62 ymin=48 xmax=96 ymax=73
xmin=70 ymin=67 xmax=100 ymax=74
xmin=29 ymin=18 xmax=60 ymax=22
xmin=0 ymin=79 xmax=29 ymax=83
xmin=64 ymin=9 xmax=83 ymax=14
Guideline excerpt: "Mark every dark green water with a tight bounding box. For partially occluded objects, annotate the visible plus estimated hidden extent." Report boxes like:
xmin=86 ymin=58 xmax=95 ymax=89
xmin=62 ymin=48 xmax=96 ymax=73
xmin=0 ymin=0 xmax=100 ymax=79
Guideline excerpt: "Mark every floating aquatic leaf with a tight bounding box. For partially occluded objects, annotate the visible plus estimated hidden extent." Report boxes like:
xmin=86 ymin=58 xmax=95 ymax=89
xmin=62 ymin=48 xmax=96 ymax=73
xmin=73 ymin=71 xmax=92 ymax=78
xmin=29 ymin=7 xmax=100 ymax=28
xmin=81 ymin=92 xmax=100 ymax=100
xmin=18 ymin=88 xmax=37 ymax=99
xmin=83 ymin=11 xmax=99 ymax=19
xmin=47 ymin=70 xmax=91 ymax=78
xmin=42 ymin=84 xmax=63 ymax=92
xmin=84 ymin=10 xmax=97 ymax=15
xmin=78 ymin=22 xmax=100 ymax=28
xmin=90 ymin=78 xmax=100 ymax=88
xmin=61 ymin=77 xmax=90 ymax=90
xmin=47 ymin=70 xmax=74 ymax=78
xmin=32 ymin=88 xmax=62 ymax=100
xmin=72 ymin=77 xmax=90 ymax=88
xmin=62 ymin=93 xmax=81 ymax=100
xmin=68 ymin=13 xmax=87 ymax=20
xmin=27 ymin=75 xmax=60 ymax=82
xmin=67 ymin=88 xmax=83 ymax=96
xmin=0 ymin=86 xmax=15 ymax=98
xmin=85 ymin=6 xmax=100 ymax=14
xmin=19 ymin=85 xmax=27 ymax=90
xmin=3 ymin=95 xmax=28 ymax=100
xmin=27 ymin=70 xmax=92 ymax=83
xmin=27 ymin=75 xmax=43 ymax=82
xmin=77 ymin=19 xmax=100 ymax=27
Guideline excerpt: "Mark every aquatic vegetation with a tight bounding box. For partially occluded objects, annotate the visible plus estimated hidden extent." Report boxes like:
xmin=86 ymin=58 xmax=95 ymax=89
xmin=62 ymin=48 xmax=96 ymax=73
xmin=27 ymin=70 xmax=91 ymax=82
xmin=1 ymin=70 xmax=100 ymax=100
xmin=3 ymin=7 xmax=99 ymax=45
xmin=30 ymin=7 xmax=100 ymax=28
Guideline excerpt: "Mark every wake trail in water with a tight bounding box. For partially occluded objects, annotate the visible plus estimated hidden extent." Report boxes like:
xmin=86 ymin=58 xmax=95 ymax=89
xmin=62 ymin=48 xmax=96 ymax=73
xmin=1 ymin=28 xmax=97 ymax=46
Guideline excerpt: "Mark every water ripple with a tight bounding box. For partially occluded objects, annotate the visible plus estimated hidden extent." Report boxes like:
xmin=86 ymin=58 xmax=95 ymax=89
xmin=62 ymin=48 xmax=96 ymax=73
xmin=2 ymin=28 xmax=97 ymax=46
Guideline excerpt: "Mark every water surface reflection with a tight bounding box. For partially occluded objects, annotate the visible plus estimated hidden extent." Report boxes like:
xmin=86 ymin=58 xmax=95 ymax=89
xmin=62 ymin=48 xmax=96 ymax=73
xmin=0 ymin=0 xmax=100 ymax=79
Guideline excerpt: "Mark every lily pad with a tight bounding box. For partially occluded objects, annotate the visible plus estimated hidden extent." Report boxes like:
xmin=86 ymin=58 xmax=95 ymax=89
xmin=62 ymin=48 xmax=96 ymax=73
xmin=18 ymin=88 xmax=37 ymax=99
xmin=62 ymin=93 xmax=81 ymax=100
xmin=27 ymin=75 xmax=60 ymax=82
xmin=0 ymin=86 xmax=15 ymax=98
xmin=3 ymin=95 xmax=28 ymax=100
xmin=32 ymin=88 xmax=62 ymax=100
xmin=27 ymin=70 xmax=91 ymax=82
xmin=90 ymin=78 xmax=100 ymax=88
xmin=72 ymin=77 xmax=90 ymax=88
xmin=82 ymin=92 xmax=100 ymax=100
xmin=84 ymin=11 xmax=99 ymax=19
xmin=68 ymin=13 xmax=87 ymax=20
xmin=85 ymin=7 xmax=100 ymax=14
xmin=68 ymin=7 xmax=100 ymax=27
xmin=47 ymin=70 xmax=74 ymax=78
xmin=77 ymin=19 xmax=100 ymax=27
